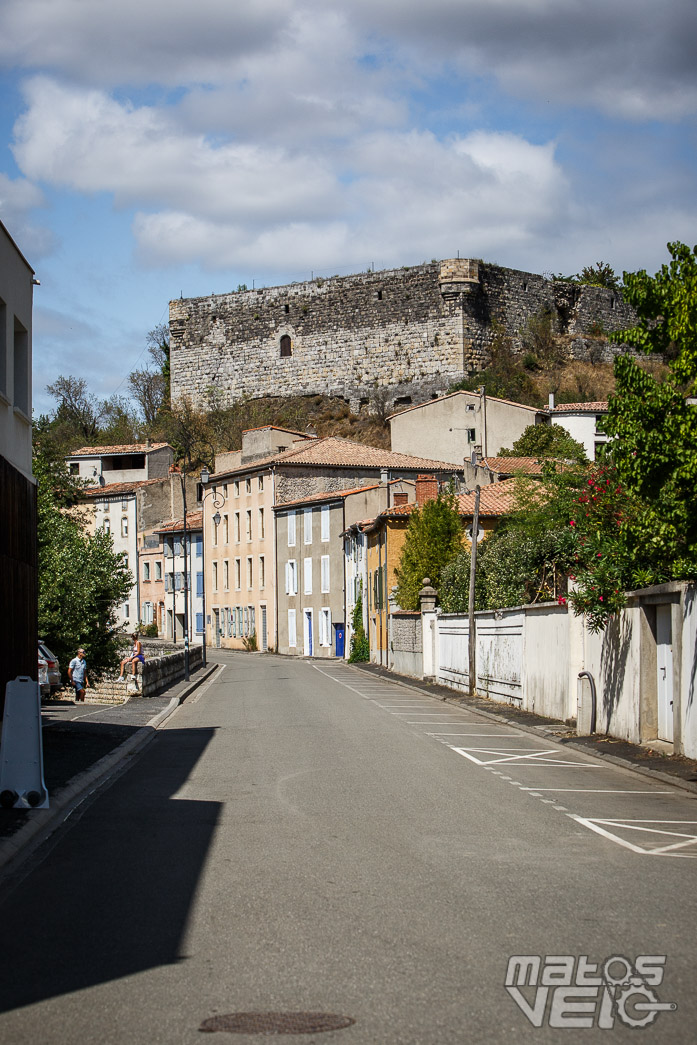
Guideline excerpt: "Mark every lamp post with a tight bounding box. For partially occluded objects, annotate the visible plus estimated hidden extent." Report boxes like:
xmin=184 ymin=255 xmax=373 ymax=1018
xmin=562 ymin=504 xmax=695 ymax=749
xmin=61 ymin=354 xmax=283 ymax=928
xmin=199 ymin=466 xmax=224 ymax=667
xmin=171 ymin=464 xmax=191 ymax=682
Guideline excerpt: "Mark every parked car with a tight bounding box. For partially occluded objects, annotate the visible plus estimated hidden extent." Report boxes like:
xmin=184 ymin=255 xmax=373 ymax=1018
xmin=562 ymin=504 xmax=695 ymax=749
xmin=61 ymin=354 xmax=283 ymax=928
xmin=38 ymin=656 xmax=50 ymax=698
xmin=38 ymin=641 xmax=61 ymax=693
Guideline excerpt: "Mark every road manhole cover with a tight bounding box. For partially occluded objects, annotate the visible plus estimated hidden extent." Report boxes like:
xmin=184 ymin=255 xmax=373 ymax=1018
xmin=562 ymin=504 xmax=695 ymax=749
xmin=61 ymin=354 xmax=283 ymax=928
xmin=199 ymin=1012 xmax=355 ymax=1035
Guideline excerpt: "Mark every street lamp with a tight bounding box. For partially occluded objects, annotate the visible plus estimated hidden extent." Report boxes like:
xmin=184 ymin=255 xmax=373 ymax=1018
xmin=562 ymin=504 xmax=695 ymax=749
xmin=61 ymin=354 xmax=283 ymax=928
xmin=199 ymin=466 xmax=224 ymax=666
xmin=171 ymin=464 xmax=192 ymax=681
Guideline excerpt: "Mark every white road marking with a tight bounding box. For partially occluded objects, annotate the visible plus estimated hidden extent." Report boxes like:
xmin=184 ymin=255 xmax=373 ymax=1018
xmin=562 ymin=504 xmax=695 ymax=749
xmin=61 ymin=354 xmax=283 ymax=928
xmin=451 ymin=746 xmax=601 ymax=768
xmin=568 ymin=816 xmax=697 ymax=857
xmin=519 ymin=788 xmax=676 ymax=794
xmin=425 ymin=732 xmax=521 ymax=737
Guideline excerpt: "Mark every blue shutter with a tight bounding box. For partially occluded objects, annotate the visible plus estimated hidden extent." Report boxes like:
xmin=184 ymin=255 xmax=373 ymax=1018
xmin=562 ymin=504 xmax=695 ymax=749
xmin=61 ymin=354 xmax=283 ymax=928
xmin=196 ymin=571 xmax=204 ymax=596
xmin=195 ymin=613 xmax=204 ymax=633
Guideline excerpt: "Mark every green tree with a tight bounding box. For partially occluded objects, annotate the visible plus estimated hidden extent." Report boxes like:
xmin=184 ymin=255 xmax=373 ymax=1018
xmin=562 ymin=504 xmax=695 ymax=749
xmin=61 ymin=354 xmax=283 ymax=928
xmin=497 ymin=422 xmax=587 ymax=463
xmin=348 ymin=584 xmax=369 ymax=662
xmin=34 ymin=441 xmax=132 ymax=678
xmin=395 ymin=491 xmax=463 ymax=610
xmin=611 ymin=241 xmax=697 ymax=388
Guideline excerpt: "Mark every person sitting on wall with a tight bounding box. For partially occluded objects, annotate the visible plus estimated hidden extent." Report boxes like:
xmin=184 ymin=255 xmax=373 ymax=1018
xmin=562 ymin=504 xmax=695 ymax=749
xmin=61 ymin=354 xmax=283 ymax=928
xmin=118 ymin=633 xmax=145 ymax=682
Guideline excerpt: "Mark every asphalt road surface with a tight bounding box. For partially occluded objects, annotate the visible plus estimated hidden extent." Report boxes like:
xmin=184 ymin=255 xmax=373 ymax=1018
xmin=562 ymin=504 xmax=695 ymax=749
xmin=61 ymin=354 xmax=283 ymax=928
xmin=0 ymin=652 xmax=695 ymax=1044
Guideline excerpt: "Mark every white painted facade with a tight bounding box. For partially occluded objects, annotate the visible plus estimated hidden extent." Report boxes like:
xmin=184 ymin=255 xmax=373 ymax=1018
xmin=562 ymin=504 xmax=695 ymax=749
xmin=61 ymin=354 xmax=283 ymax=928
xmin=420 ymin=581 xmax=697 ymax=758
xmin=0 ymin=220 xmax=34 ymax=482
xmin=550 ymin=407 xmax=609 ymax=460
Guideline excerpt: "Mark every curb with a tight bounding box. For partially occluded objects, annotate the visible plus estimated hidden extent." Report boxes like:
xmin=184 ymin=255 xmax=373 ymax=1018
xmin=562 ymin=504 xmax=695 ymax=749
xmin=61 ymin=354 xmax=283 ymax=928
xmin=0 ymin=663 xmax=220 ymax=877
xmin=349 ymin=663 xmax=697 ymax=798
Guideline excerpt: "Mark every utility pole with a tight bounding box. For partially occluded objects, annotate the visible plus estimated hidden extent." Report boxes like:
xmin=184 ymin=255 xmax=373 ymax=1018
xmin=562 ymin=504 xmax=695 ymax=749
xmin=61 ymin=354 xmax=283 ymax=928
xmin=468 ymin=485 xmax=481 ymax=698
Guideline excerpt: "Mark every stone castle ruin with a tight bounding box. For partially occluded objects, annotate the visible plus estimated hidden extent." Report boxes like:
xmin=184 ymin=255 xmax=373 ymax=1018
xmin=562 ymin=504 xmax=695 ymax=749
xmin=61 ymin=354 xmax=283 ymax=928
xmin=169 ymin=259 xmax=634 ymax=414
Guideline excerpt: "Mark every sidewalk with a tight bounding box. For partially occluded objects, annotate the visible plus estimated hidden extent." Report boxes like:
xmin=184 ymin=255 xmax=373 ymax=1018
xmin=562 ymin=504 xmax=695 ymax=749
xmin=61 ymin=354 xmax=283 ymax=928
xmin=354 ymin=662 xmax=697 ymax=796
xmin=0 ymin=663 xmax=218 ymax=870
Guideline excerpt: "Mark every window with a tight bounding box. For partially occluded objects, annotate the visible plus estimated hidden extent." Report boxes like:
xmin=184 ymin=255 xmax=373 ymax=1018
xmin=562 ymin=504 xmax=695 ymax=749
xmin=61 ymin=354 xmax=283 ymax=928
xmin=223 ymin=514 xmax=229 ymax=543
xmin=143 ymin=561 xmax=151 ymax=581
xmin=234 ymin=512 xmax=240 ymax=542
xmin=288 ymin=609 xmax=297 ymax=647
xmin=285 ymin=559 xmax=298 ymax=595
xmin=121 ymin=517 xmax=128 ymax=537
xmin=235 ymin=558 xmax=241 ymax=590
xmin=234 ymin=480 xmax=239 ymax=497
xmin=321 ymin=555 xmax=330 ymax=593
xmin=123 ymin=553 xmax=129 ymax=569
xmin=303 ymin=557 xmax=312 ymax=595
xmin=124 ymin=603 xmax=130 ymax=619
xmin=212 ymin=515 xmax=219 ymax=546
xmin=288 ymin=511 xmax=296 ymax=546
xmin=304 ymin=508 xmax=312 ymax=544
xmin=258 ymin=507 xmax=265 ymax=538
xmin=222 ymin=483 xmax=228 ymax=498
xmin=143 ymin=601 xmax=153 ymax=625
xmin=69 ymin=462 xmax=79 ymax=475
xmin=104 ymin=517 xmax=111 ymax=534
xmin=103 ymin=500 xmax=110 ymax=512
xmin=195 ymin=534 xmax=202 ymax=558
xmin=280 ymin=334 xmax=292 ymax=357
xmin=223 ymin=560 xmax=229 ymax=590
xmin=232 ymin=607 xmax=238 ymax=638
xmin=258 ymin=475 xmax=264 ymax=492
xmin=259 ymin=555 xmax=265 ymax=589
xmin=196 ymin=612 xmax=204 ymax=634
xmin=393 ymin=492 xmax=408 ymax=506
xmin=245 ymin=478 xmax=251 ymax=494
xmin=247 ymin=556 xmax=253 ymax=589
xmin=467 ymin=428 xmax=476 ymax=442
xmin=321 ymin=505 xmax=330 ymax=542
xmin=121 ymin=500 xmax=128 ymax=511
xmin=246 ymin=510 xmax=252 ymax=541
xmin=319 ymin=608 xmax=332 ymax=647
xmin=155 ymin=560 xmax=162 ymax=580
xmin=212 ymin=561 xmax=218 ymax=592
xmin=13 ymin=317 xmax=29 ymax=415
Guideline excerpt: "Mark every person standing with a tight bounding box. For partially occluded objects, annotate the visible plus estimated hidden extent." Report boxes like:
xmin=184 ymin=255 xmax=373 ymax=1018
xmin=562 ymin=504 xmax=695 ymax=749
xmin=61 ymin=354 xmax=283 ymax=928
xmin=68 ymin=647 xmax=90 ymax=703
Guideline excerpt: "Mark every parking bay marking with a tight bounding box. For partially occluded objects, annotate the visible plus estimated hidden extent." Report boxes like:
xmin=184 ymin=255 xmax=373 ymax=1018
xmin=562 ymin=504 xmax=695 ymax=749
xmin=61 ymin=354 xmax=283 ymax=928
xmin=450 ymin=746 xmax=602 ymax=768
xmin=569 ymin=816 xmax=697 ymax=857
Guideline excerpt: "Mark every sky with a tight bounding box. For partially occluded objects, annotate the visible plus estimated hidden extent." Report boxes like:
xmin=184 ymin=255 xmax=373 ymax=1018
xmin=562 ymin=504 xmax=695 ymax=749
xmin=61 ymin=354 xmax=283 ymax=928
xmin=0 ymin=0 xmax=695 ymax=416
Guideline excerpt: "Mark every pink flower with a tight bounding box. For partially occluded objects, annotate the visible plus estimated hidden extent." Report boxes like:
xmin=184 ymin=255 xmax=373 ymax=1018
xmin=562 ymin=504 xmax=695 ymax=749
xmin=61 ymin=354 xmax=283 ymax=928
xmin=599 ymin=596 xmax=604 ymax=602
xmin=569 ymin=520 xmax=576 ymax=526
xmin=597 ymin=553 xmax=602 ymax=558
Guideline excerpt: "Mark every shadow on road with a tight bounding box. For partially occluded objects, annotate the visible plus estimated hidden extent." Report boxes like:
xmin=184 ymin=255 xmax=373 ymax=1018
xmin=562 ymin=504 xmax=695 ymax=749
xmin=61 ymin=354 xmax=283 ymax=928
xmin=0 ymin=726 xmax=220 ymax=1014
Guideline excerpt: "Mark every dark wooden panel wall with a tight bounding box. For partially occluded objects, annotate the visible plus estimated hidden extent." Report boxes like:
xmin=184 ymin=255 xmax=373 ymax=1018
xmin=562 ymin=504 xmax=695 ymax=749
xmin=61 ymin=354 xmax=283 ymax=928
xmin=0 ymin=454 xmax=37 ymax=717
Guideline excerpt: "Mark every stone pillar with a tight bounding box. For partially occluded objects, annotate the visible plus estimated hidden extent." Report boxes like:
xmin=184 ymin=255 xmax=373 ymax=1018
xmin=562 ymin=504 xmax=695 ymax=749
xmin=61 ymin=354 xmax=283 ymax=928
xmin=420 ymin=578 xmax=438 ymax=680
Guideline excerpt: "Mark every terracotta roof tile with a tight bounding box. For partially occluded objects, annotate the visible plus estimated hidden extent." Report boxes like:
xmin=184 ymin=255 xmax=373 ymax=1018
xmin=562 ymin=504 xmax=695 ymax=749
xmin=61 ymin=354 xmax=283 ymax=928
xmin=457 ymin=479 xmax=520 ymax=517
xmin=68 ymin=442 xmax=171 ymax=456
xmin=82 ymin=478 xmax=168 ymax=497
xmin=482 ymin=456 xmax=552 ymax=475
xmin=212 ymin=436 xmax=464 ymax=478
xmin=550 ymin=401 xmax=608 ymax=413
xmin=156 ymin=511 xmax=203 ymax=533
xmin=274 ymin=483 xmax=380 ymax=510
xmin=242 ymin=425 xmax=316 ymax=439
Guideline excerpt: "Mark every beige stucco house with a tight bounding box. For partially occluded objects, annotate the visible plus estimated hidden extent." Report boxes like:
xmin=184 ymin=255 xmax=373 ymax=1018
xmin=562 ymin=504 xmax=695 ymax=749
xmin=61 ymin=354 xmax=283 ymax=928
xmin=202 ymin=426 xmax=464 ymax=654
xmin=388 ymin=390 xmax=547 ymax=465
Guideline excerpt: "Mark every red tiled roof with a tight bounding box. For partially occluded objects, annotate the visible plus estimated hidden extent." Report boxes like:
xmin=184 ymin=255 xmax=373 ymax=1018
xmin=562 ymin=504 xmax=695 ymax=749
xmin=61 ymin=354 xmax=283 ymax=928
xmin=387 ymin=390 xmax=544 ymax=421
xmin=82 ymin=478 xmax=168 ymax=497
xmin=68 ymin=442 xmax=172 ymax=457
xmin=242 ymin=425 xmax=316 ymax=439
xmin=482 ymin=456 xmax=551 ymax=475
xmin=156 ymin=511 xmax=203 ymax=533
xmin=274 ymin=483 xmax=380 ymax=510
xmin=550 ymin=401 xmax=608 ymax=413
xmin=211 ymin=436 xmax=464 ymax=478
xmin=458 ymin=479 xmax=519 ymax=517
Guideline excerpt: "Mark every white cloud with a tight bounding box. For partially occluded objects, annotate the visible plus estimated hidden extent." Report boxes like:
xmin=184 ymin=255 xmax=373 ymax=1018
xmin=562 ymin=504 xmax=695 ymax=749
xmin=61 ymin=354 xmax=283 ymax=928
xmin=0 ymin=171 xmax=54 ymax=257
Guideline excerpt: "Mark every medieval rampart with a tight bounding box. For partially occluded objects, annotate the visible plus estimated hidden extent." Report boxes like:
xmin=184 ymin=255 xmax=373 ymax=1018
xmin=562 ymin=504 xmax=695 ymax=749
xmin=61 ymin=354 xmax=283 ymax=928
xmin=170 ymin=259 xmax=634 ymax=412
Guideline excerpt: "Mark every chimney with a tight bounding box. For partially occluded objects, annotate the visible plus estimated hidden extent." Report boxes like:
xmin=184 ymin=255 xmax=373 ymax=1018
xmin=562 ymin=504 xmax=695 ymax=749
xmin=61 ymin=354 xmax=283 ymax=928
xmin=548 ymin=392 xmax=555 ymax=410
xmin=393 ymin=492 xmax=408 ymax=506
xmin=415 ymin=474 xmax=438 ymax=505
xmin=145 ymin=437 xmax=151 ymax=449
xmin=380 ymin=468 xmax=389 ymax=485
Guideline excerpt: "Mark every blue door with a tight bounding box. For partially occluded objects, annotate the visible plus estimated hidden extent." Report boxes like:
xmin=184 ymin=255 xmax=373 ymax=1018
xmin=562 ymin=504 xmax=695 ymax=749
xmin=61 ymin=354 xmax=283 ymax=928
xmin=334 ymin=625 xmax=345 ymax=657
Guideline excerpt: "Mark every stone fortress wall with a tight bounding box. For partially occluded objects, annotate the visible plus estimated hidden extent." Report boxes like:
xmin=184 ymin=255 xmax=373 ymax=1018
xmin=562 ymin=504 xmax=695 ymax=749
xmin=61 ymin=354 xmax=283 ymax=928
xmin=169 ymin=259 xmax=635 ymax=413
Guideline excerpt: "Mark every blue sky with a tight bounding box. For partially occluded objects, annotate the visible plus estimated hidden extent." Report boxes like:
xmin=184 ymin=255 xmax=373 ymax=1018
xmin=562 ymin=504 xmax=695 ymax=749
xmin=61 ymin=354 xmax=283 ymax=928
xmin=0 ymin=0 xmax=695 ymax=415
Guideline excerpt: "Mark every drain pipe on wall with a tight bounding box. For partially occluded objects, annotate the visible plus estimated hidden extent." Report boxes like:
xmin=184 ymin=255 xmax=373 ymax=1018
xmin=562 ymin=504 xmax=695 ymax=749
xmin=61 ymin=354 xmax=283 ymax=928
xmin=577 ymin=670 xmax=597 ymax=734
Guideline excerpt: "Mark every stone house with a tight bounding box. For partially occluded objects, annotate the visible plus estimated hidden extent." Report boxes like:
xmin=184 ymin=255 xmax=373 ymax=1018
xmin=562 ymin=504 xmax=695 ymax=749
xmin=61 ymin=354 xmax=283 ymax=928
xmin=81 ymin=471 xmax=199 ymax=630
xmin=388 ymin=390 xmax=547 ymax=465
xmin=0 ymin=219 xmax=36 ymax=711
xmin=275 ymin=480 xmax=415 ymax=658
xmin=461 ymin=455 xmax=558 ymax=488
xmin=203 ymin=427 xmax=464 ymax=653
xmin=156 ymin=512 xmax=204 ymax=645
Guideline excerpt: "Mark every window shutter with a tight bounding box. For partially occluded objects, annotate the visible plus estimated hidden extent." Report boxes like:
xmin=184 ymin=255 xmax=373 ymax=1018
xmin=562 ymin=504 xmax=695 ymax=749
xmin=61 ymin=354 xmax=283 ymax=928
xmin=321 ymin=505 xmax=330 ymax=542
xmin=288 ymin=609 xmax=296 ymax=647
xmin=288 ymin=512 xmax=296 ymax=546
xmin=304 ymin=557 xmax=312 ymax=594
xmin=304 ymin=508 xmax=312 ymax=544
xmin=321 ymin=555 xmax=330 ymax=593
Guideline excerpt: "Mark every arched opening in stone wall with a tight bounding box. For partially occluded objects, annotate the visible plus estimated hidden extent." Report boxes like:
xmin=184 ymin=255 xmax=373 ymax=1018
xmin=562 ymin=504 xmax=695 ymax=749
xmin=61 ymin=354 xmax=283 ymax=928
xmin=280 ymin=334 xmax=292 ymax=357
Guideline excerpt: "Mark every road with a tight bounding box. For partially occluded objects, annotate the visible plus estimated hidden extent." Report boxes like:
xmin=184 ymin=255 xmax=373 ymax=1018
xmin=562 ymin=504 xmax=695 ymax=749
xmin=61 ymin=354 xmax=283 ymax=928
xmin=0 ymin=652 xmax=695 ymax=1043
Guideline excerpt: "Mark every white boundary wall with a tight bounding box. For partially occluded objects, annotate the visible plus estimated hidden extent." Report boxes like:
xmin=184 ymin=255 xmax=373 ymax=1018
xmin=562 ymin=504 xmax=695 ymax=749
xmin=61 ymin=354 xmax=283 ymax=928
xmin=423 ymin=582 xmax=697 ymax=759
